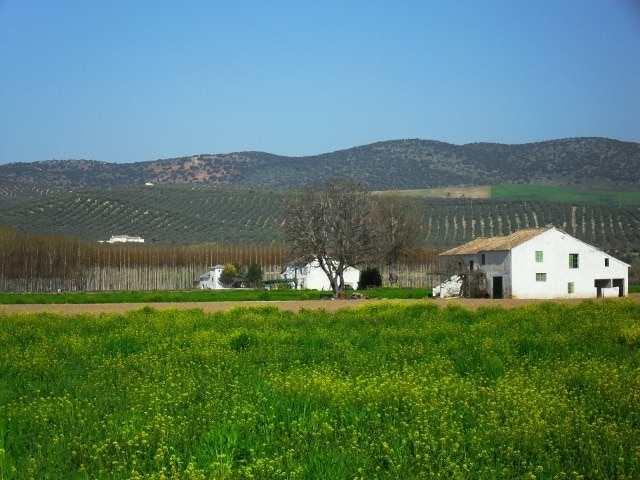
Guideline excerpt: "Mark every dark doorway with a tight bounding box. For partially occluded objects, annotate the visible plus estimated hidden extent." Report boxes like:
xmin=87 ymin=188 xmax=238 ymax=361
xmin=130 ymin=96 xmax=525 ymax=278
xmin=492 ymin=276 xmax=503 ymax=299
xmin=613 ymin=279 xmax=625 ymax=297
xmin=594 ymin=278 xmax=619 ymax=298
xmin=595 ymin=279 xmax=606 ymax=298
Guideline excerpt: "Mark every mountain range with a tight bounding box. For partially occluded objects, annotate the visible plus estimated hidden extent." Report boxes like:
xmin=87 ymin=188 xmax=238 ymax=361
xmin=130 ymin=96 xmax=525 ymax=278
xmin=1 ymin=137 xmax=639 ymax=194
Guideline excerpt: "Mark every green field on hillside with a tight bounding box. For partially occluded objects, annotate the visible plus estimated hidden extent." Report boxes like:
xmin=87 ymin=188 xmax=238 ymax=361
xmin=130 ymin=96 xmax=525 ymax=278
xmin=491 ymin=184 xmax=640 ymax=205
xmin=1 ymin=300 xmax=639 ymax=479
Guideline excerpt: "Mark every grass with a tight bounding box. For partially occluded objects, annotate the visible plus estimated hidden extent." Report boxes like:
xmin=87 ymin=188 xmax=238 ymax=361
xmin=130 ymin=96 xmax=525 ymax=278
xmin=491 ymin=183 xmax=640 ymax=205
xmin=1 ymin=286 xmax=636 ymax=304
xmin=0 ymin=299 xmax=639 ymax=478
xmin=0 ymin=287 xmax=429 ymax=305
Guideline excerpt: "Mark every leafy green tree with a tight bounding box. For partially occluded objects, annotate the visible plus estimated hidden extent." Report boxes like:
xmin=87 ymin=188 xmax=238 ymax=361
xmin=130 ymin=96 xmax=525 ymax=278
xmin=247 ymin=262 xmax=263 ymax=288
xmin=219 ymin=262 xmax=237 ymax=287
xmin=234 ymin=264 xmax=248 ymax=288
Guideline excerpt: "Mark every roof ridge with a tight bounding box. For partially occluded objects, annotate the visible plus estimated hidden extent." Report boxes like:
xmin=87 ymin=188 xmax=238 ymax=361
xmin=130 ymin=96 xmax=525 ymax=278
xmin=439 ymin=226 xmax=554 ymax=256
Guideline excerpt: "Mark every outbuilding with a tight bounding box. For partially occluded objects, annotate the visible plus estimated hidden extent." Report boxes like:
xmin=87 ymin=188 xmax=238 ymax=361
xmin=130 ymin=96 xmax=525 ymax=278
xmin=282 ymin=259 xmax=360 ymax=291
xmin=437 ymin=227 xmax=629 ymax=299
xmin=197 ymin=265 xmax=225 ymax=290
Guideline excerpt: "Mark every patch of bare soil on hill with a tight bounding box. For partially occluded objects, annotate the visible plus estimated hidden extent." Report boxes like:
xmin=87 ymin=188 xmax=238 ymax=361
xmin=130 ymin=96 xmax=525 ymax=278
xmin=373 ymin=186 xmax=491 ymax=199
xmin=1 ymin=294 xmax=638 ymax=316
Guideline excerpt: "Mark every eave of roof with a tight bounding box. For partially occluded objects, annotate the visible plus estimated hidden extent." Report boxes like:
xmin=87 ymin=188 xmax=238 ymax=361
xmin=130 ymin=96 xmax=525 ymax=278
xmin=439 ymin=227 xmax=552 ymax=256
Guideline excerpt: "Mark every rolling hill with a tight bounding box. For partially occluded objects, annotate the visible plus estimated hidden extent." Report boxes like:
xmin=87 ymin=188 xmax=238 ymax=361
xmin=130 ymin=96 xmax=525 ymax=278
xmin=1 ymin=137 xmax=638 ymax=254
xmin=1 ymin=137 xmax=639 ymax=194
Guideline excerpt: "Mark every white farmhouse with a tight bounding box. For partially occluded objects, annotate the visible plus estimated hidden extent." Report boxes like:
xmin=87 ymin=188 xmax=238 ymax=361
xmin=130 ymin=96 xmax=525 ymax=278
xmin=282 ymin=259 xmax=360 ymax=291
xmin=108 ymin=235 xmax=144 ymax=243
xmin=198 ymin=265 xmax=225 ymax=290
xmin=437 ymin=227 xmax=629 ymax=299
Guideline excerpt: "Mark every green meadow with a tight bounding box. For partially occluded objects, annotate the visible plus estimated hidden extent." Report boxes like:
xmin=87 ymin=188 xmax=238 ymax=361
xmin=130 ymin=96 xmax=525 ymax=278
xmin=491 ymin=184 xmax=640 ymax=205
xmin=1 ymin=300 xmax=639 ymax=479
xmin=0 ymin=287 xmax=427 ymax=305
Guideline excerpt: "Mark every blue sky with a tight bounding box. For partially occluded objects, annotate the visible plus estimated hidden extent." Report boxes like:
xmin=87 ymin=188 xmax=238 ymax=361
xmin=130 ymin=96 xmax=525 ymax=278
xmin=1 ymin=1 xmax=639 ymax=164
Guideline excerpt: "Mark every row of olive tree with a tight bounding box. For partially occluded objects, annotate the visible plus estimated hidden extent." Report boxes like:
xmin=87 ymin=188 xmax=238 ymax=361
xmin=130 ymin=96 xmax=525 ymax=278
xmin=282 ymin=177 xmax=423 ymax=297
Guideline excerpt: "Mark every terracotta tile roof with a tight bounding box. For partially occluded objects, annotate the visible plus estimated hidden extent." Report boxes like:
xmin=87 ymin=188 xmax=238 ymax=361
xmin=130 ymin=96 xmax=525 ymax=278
xmin=439 ymin=227 xmax=552 ymax=256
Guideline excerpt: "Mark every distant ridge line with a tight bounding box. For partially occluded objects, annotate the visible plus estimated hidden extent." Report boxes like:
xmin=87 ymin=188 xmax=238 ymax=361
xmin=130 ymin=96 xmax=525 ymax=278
xmin=0 ymin=137 xmax=638 ymax=191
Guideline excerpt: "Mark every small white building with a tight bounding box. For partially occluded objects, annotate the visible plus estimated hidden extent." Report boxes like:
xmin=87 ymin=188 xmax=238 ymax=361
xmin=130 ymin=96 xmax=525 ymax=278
xmin=198 ymin=265 xmax=225 ymax=290
xmin=108 ymin=235 xmax=145 ymax=243
xmin=437 ymin=227 xmax=629 ymax=299
xmin=282 ymin=259 xmax=360 ymax=291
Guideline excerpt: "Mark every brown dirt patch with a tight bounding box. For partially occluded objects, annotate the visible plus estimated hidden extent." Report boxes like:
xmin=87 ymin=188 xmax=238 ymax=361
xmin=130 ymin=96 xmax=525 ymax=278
xmin=373 ymin=186 xmax=491 ymax=199
xmin=1 ymin=294 xmax=638 ymax=316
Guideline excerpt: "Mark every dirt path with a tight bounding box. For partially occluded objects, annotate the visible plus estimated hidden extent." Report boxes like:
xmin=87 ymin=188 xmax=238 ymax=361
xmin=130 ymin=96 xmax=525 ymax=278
xmin=1 ymin=294 xmax=638 ymax=316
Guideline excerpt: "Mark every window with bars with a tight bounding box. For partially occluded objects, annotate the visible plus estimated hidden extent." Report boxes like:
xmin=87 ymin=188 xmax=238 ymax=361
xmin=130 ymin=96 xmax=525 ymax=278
xmin=536 ymin=273 xmax=547 ymax=282
xmin=535 ymin=251 xmax=543 ymax=262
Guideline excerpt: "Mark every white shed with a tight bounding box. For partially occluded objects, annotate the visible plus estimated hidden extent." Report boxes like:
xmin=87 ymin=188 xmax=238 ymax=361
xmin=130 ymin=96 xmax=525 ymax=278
xmin=198 ymin=265 xmax=225 ymax=290
xmin=438 ymin=227 xmax=629 ymax=299
xmin=282 ymin=259 xmax=360 ymax=291
xmin=108 ymin=235 xmax=144 ymax=243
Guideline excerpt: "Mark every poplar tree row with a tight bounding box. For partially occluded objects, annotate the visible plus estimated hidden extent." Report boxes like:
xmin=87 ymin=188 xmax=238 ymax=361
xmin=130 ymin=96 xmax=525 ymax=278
xmin=0 ymin=226 xmax=289 ymax=291
xmin=0 ymin=226 xmax=440 ymax=292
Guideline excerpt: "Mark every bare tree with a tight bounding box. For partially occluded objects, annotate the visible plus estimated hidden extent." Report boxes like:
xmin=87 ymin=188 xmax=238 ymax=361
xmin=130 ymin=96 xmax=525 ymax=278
xmin=371 ymin=193 xmax=424 ymax=282
xmin=283 ymin=177 xmax=374 ymax=297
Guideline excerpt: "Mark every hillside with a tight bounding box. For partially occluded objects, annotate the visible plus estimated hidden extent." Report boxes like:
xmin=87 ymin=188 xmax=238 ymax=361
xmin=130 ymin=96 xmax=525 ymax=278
xmin=0 ymin=185 xmax=285 ymax=245
xmin=1 ymin=137 xmax=638 ymax=194
xmin=1 ymin=184 xmax=638 ymax=255
xmin=1 ymin=138 xmax=638 ymax=255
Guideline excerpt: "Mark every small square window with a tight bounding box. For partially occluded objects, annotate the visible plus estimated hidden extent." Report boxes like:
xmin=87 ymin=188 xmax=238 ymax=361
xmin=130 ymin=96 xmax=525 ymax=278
xmin=568 ymin=282 xmax=575 ymax=294
xmin=535 ymin=251 xmax=543 ymax=262
xmin=536 ymin=273 xmax=547 ymax=282
xmin=569 ymin=254 xmax=579 ymax=269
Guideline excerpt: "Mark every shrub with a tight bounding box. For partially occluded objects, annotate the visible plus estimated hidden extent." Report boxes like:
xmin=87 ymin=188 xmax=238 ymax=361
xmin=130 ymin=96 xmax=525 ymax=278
xmin=360 ymin=267 xmax=382 ymax=288
xmin=219 ymin=262 xmax=237 ymax=287
xmin=247 ymin=262 xmax=263 ymax=288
